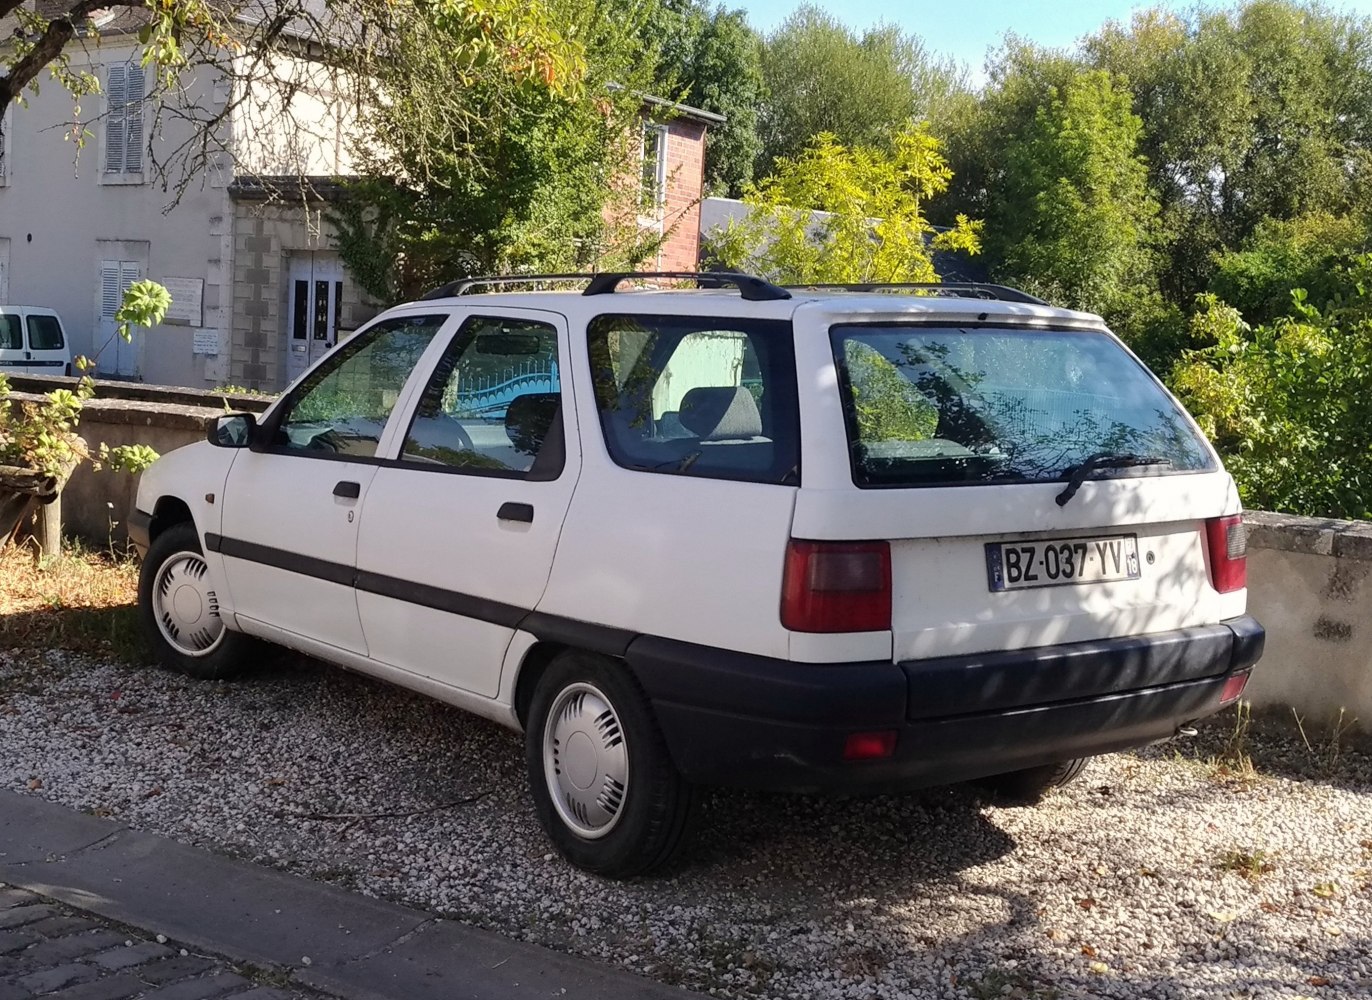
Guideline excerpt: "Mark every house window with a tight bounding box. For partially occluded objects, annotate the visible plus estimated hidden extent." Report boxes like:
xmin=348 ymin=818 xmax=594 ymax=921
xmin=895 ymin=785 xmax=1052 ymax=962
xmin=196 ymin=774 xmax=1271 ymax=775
xmin=640 ymin=123 xmax=669 ymax=213
xmin=104 ymin=62 xmax=145 ymax=177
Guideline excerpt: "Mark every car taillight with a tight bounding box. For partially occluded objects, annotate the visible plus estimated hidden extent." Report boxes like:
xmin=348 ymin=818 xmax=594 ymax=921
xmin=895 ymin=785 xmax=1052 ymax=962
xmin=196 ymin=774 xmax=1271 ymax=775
xmin=780 ymin=539 xmax=891 ymax=633
xmin=1205 ymin=515 xmax=1248 ymax=594
xmin=1219 ymin=671 xmax=1250 ymax=705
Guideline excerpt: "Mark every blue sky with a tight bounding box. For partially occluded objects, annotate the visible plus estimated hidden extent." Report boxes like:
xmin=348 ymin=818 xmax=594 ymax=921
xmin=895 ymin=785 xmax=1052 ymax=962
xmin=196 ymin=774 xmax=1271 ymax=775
xmin=739 ymin=1 xmax=1372 ymax=78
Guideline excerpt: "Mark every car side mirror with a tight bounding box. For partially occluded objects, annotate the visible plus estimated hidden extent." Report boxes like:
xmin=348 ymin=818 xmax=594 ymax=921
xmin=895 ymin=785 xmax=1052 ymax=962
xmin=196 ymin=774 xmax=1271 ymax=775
xmin=209 ymin=412 xmax=257 ymax=448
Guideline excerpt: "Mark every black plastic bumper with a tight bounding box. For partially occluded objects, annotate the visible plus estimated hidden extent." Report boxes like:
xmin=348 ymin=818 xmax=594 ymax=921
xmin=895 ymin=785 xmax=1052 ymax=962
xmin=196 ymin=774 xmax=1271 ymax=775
xmin=625 ymin=616 xmax=1265 ymax=793
xmin=128 ymin=508 xmax=152 ymax=559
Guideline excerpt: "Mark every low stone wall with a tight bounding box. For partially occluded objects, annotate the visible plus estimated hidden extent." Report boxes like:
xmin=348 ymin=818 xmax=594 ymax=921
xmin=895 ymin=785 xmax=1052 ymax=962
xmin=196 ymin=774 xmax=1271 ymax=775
xmin=5 ymin=378 xmax=271 ymax=548
xmin=1244 ymin=511 xmax=1372 ymax=729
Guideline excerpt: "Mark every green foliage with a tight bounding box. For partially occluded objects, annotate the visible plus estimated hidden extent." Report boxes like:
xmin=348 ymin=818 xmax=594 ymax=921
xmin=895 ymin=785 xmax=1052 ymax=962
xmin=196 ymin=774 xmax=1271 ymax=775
xmin=1209 ymin=214 xmax=1370 ymax=324
xmin=114 ymin=280 xmax=171 ymax=344
xmin=649 ymin=1 xmax=764 ymax=196
xmin=1171 ymin=269 xmax=1372 ymax=519
xmin=332 ymin=0 xmax=661 ymax=302
xmin=705 ymin=124 xmax=981 ymax=284
xmin=844 ymin=342 xmax=938 ymax=443
xmin=981 ymin=67 xmax=1159 ymax=317
xmin=757 ymin=4 xmax=966 ymax=176
xmin=97 ymin=443 xmax=160 ymax=475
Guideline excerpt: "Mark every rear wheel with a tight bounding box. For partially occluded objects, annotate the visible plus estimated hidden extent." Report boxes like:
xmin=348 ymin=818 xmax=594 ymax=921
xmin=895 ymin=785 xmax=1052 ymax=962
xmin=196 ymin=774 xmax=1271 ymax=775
xmin=525 ymin=651 xmax=697 ymax=877
xmin=138 ymin=522 xmax=256 ymax=680
xmin=978 ymin=757 xmax=1090 ymax=804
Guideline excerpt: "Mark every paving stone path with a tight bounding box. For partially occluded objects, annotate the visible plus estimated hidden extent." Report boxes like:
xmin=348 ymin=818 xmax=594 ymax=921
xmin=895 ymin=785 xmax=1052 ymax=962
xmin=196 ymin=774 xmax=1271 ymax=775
xmin=0 ymin=885 xmax=319 ymax=1000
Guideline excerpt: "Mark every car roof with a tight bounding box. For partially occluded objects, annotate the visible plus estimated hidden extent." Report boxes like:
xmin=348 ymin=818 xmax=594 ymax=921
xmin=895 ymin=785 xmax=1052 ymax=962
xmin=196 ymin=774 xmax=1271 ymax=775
xmin=0 ymin=305 xmax=61 ymax=316
xmin=390 ymin=287 xmax=1107 ymax=331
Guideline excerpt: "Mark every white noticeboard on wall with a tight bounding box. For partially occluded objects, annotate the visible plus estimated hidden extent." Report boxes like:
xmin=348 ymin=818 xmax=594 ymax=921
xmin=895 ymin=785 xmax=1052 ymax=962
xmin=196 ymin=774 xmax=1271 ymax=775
xmin=191 ymin=328 xmax=219 ymax=356
xmin=162 ymin=277 xmax=204 ymax=326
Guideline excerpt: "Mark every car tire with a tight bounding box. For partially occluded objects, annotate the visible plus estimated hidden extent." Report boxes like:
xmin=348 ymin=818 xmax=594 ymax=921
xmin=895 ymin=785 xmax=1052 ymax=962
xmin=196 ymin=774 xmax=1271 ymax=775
xmin=525 ymin=651 xmax=698 ymax=877
xmin=138 ymin=522 xmax=256 ymax=680
xmin=978 ymin=756 xmax=1090 ymax=804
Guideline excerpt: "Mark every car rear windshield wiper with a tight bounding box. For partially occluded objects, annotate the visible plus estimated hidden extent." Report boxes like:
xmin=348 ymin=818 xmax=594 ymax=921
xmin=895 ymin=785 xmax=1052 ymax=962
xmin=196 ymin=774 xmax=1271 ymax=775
xmin=1055 ymin=453 xmax=1173 ymax=507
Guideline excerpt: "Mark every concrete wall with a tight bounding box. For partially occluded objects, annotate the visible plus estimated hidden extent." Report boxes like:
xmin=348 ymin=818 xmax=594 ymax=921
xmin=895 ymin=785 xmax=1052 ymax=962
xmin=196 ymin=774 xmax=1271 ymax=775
xmin=1244 ymin=511 xmax=1372 ymax=728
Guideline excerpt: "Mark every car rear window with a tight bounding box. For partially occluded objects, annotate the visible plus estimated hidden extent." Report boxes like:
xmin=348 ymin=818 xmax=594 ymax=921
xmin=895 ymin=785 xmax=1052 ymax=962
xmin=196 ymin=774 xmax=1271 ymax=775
xmin=831 ymin=324 xmax=1214 ymax=488
xmin=26 ymin=315 xmax=64 ymax=351
xmin=588 ymin=314 xmax=800 ymax=485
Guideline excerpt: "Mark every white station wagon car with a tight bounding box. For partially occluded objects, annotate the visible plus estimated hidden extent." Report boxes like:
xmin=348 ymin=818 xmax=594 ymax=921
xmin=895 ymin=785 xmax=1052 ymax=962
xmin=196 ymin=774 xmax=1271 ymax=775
xmin=130 ymin=272 xmax=1264 ymax=876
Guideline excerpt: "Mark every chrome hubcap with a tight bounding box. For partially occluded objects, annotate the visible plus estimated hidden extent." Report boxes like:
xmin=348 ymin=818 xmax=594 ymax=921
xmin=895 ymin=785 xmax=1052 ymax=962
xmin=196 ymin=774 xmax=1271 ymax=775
xmin=152 ymin=552 xmax=224 ymax=657
xmin=543 ymin=682 xmax=628 ymax=839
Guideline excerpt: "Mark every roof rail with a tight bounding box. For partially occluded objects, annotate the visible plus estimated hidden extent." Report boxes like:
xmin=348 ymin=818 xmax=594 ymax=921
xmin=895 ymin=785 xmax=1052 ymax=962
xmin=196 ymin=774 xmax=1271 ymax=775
xmin=418 ymin=274 xmax=594 ymax=300
xmin=785 ymin=282 xmax=1049 ymax=306
xmin=583 ymin=271 xmax=792 ymax=302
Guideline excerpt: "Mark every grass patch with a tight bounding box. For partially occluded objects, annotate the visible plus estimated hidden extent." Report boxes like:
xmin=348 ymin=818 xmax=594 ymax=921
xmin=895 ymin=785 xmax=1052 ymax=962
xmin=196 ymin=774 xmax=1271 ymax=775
xmin=0 ymin=539 xmax=145 ymax=663
xmin=1217 ymin=847 xmax=1276 ymax=881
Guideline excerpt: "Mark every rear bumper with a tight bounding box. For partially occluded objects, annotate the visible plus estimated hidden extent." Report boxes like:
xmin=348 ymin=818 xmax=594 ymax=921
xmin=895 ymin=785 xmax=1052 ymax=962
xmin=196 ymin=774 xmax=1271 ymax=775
xmin=625 ymin=616 xmax=1264 ymax=793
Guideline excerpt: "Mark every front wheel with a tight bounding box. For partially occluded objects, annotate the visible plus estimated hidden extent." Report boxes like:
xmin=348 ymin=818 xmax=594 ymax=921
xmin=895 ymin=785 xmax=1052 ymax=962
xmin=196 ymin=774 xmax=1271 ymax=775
xmin=138 ymin=522 xmax=256 ymax=680
xmin=525 ymin=652 xmax=697 ymax=877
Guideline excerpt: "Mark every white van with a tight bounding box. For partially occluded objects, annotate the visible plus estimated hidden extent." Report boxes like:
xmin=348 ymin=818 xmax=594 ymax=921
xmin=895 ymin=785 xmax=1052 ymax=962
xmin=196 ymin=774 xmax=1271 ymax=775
xmin=0 ymin=306 xmax=73 ymax=377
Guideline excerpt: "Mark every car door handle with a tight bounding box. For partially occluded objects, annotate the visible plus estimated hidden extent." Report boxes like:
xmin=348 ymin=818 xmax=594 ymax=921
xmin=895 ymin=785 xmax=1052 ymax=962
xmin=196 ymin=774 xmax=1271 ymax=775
xmin=333 ymin=480 xmax=361 ymax=499
xmin=497 ymin=501 xmax=534 ymax=523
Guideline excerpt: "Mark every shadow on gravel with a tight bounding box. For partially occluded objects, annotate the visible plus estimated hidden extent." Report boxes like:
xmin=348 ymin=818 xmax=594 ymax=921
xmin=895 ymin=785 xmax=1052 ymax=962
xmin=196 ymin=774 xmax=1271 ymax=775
xmin=0 ymin=605 xmax=147 ymax=666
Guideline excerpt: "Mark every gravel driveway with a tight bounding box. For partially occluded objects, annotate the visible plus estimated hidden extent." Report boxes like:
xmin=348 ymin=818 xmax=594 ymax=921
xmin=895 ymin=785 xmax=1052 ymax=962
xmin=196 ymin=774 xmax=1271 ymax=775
xmin=1 ymin=650 xmax=1369 ymax=999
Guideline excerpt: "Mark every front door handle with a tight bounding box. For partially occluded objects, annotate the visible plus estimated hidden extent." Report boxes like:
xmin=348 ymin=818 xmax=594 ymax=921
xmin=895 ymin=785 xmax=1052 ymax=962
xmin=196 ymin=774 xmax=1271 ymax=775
xmin=333 ymin=480 xmax=361 ymax=499
xmin=497 ymin=501 xmax=534 ymax=523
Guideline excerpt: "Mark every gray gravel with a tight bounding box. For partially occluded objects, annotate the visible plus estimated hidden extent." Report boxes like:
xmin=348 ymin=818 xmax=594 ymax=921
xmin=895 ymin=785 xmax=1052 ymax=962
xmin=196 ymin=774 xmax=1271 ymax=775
xmin=1 ymin=648 xmax=1370 ymax=999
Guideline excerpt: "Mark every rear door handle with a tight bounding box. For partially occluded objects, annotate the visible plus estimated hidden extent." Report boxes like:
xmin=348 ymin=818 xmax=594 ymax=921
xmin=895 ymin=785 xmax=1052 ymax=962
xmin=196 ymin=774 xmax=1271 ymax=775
xmin=333 ymin=480 xmax=361 ymax=499
xmin=497 ymin=501 xmax=534 ymax=523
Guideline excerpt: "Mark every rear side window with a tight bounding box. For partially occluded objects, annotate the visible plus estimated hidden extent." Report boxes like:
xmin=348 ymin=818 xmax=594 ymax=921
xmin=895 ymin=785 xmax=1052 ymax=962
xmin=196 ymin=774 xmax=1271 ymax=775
xmin=588 ymin=315 xmax=799 ymax=485
xmin=0 ymin=315 xmax=19 ymax=351
xmin=26 ymin=315 xmax=64 ymax=351
xmin=832 ymin=325 xmax=1213 ymax=488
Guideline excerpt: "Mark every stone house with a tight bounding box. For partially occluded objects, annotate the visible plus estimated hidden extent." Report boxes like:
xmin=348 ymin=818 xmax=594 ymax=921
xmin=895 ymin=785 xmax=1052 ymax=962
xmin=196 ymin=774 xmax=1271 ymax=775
xmin=0 ymin=17 xmax=716 ymax=392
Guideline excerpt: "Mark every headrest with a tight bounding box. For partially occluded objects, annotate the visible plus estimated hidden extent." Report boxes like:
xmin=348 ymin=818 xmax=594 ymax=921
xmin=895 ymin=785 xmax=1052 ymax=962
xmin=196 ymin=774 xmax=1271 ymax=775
xmin=505 ymin=393 xmax=560 ymax=456
xmin=678 ymin=386 xmax=762 ymax=440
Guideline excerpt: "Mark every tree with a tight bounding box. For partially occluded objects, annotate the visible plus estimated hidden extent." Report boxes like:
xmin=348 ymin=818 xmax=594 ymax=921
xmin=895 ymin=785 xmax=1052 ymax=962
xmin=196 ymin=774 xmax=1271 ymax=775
xmin=985 ymin=68 xmax=1159 ymax=317
xmin=0 ymin=0 xmax=579 ymax=194
xmin=704 ymin=123 xmax=981 ymax=284
xmin=757 ymin=5 xmax=965 ymax=176
xmin=649 ymin=0 xmax=763 ymax=196
xmin=331 ymin=0 xmax=663 ymax=301
xmin=1086 ymin=1 xmax=1372 ymax=300
xmin=1172 ymin=271 xmax=1372 ymax=520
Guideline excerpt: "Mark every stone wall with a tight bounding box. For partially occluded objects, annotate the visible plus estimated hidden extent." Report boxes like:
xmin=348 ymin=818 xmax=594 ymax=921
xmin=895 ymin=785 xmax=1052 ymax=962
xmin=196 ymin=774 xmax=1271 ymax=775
xmin=1243 ymin=511 xmax=1372 ymax=728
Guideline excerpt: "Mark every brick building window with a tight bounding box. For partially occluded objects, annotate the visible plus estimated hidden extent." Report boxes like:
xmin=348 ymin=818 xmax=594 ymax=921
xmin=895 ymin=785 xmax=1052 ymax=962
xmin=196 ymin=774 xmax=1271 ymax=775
xmin=640 ymin=123 xmax=668 ymax=212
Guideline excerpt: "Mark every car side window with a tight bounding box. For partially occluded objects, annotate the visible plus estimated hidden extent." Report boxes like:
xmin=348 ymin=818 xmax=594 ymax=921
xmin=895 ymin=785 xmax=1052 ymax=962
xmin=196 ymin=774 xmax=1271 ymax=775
xmin=274 ymin=314 xmax=447 ymax=459
xmin=0 ymin=315 xmax=20 ymax=351
xmin=588 ymin=314 xmax=800 ymax=485
xmin=400 ymin=316 xmax=564 ymax=478
xmin=26 ymin=315 xmax=64 ymax=351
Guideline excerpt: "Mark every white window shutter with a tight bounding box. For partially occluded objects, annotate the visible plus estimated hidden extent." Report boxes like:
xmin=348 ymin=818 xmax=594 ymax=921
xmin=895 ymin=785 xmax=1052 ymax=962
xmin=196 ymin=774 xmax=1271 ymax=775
xmin=120 ymin=261 xmax=141 ymax=297
xmin=104 ymin=65 xmax=126 ymax=174
xmin=100 ymin=261 xmax=122 ymax=318
xmin=124 ymin=63 xmax=144 ymax=173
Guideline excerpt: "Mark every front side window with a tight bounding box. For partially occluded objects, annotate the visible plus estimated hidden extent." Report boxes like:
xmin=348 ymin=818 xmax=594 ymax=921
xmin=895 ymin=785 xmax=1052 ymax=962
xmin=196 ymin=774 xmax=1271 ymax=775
xmin=589 ymin=314 xmax=799 ymax=485
xmin=401 ymin=316 xmax=564 ymax=478
xmin=832 ymin=324 xmax=1214 ymax=488
xmin=0 ymin=315 xmax=20 ymax=351
xmin=26 ymin=315 xmax=63 ymax=351
xmin=274 ymin=314 xmax=447 ymax=458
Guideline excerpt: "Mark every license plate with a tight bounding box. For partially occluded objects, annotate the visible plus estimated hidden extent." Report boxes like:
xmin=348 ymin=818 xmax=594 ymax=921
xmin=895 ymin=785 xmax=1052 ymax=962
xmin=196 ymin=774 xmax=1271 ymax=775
xmin=986 ymin=534 xmax=1141 ymax=592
